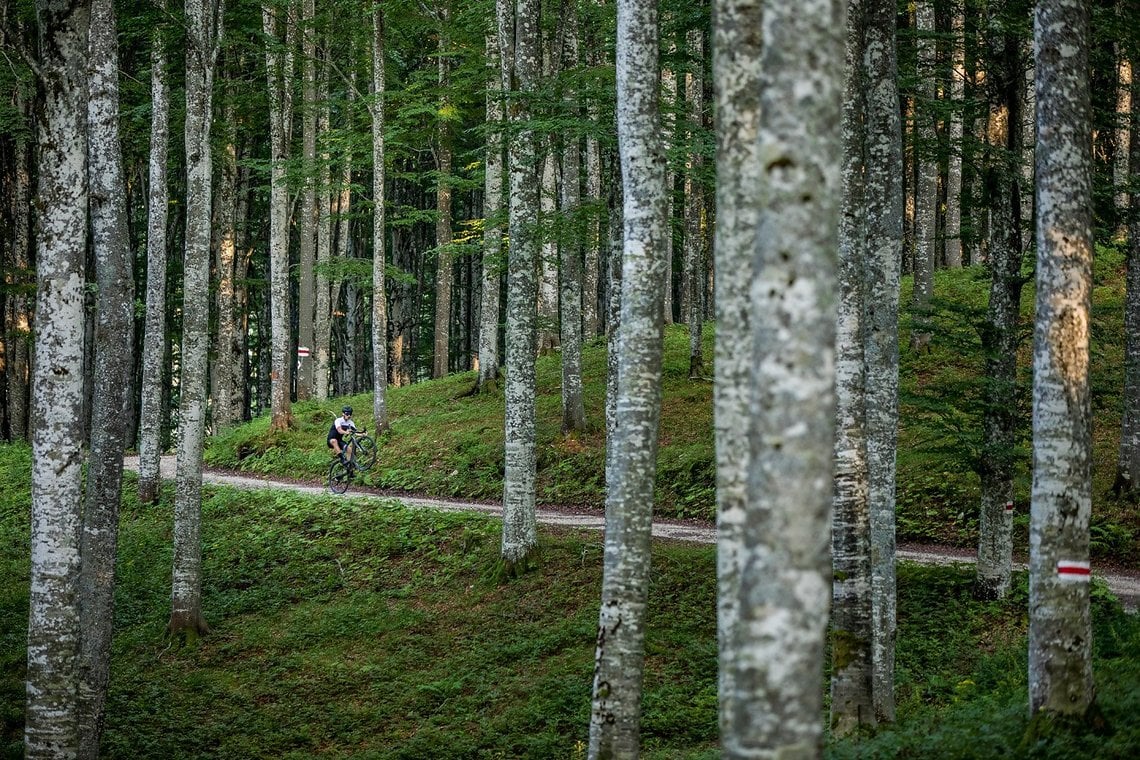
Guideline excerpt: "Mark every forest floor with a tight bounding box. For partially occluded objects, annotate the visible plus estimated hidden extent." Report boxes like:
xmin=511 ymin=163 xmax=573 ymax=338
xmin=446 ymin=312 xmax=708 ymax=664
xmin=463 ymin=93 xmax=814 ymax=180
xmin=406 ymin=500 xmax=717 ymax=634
xmin=125 ymin=455 xmax=1140 ymax=612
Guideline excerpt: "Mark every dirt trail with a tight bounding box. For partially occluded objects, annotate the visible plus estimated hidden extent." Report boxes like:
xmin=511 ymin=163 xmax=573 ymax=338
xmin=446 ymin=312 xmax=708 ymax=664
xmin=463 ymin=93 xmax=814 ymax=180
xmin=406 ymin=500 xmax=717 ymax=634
xmin=125 ymin=456 xmax=1140 ymax=612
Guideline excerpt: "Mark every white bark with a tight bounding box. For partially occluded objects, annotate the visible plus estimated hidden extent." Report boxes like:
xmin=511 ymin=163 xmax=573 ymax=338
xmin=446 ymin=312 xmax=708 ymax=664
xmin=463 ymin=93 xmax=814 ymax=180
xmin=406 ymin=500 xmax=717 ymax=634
xmin=171 ymin=0 xmax=223 ymax=639
xmin=501 ymin=0 xmax=540 ymax=566
xmin=830 ymin=0 xmax=875 ymax=737
xmin=863 ymin=0 xmax=903 ymax=723
xmin=1028 ymin=0 xmax=1095 ymax=719
xmin=314 ymin=55 xmax=333 ymax=400
xmin=26 ymin=2 xmax=90 ymax=755
xmin=138 ymin=9 xmax=170 ymax=505
xmin=433 ymin=9 xmax=454 ymax=379
xmin=5 ymin=87 xmax=32 ymax=442
xmin=296 ymin=0 xmax=317 ymax=399
xmin=1118 ymin=82 xmax=1140 ymax=495
xmin=560 ymin=1 xmax=586 ymax=433
xmin=944 ymin=9 xmax=965 ymax=269
xmin=661 ymin=42 xmax=676 ymax=325
xmin=1116 ymin=56 xmax=1132 ymax=229
xmin=79 ymin=0 xmax=134 ymax=753
xmin=684 ymin=27 xmax=704 ymax=378
xmin=587 ymin=0 xmax=668 ymax=753
xmin=478 ymin=29 xmax=505 ymax=390
xmin=711 ymin=0 xmax=762 ymax=741
xmin=911 ymin=1 xmax=936 ymax=340
xmin=371 ymin=3 xmax=389 ymax=429
xmin=584 ymin=128 xmax=603 ymax=338
xmin=538 ymin=142 xmax=561 ymax=352
xmin=264 ymin=2 xmax=293 ymax=432
xmin=212 ymin=84 xmax=243 ymax=430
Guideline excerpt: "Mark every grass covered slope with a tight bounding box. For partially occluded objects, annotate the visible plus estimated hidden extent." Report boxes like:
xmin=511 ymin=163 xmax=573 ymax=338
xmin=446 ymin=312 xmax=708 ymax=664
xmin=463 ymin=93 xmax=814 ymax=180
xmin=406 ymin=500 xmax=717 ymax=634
xmin=3 ymin=444 xmax=1140 ymax=757
xmin=208 ymin=245 xmax=1140 ymax=563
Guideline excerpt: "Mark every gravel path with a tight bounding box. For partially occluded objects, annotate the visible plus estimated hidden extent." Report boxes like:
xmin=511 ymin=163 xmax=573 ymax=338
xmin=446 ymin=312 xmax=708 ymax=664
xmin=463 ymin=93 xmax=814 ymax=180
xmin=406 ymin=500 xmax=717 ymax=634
xmin=125 ymin=456 xmax=1140 ymax=612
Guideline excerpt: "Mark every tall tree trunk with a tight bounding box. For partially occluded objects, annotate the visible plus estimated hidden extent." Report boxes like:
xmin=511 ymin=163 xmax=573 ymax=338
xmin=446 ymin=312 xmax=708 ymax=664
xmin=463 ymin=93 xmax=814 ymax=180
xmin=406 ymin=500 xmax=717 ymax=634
xmin=138 ymin=8 xmax=171 ymax=505
xmin=478 ymin=29 xmax=505 ymax=392
xmin=25 ymin=2 xmax=90 ymax=755
xmin=1117 ymin=76 xmax=1140 ymax=497
xmin=910 ymin=0 xmax=936 ymax=348
xmin=501 ymin=0 xmax=540 ymax=568
xmin=684 ymin=26 xmax=704 ymax=379
xmin=711 ymin=0 xmax=761 ymax=741
xmin=314 ymin=51 xmax=333 ymax=400
xmin=296 ymin=0 xmax=317 ymax=399
xmin=605 ymin=152 xmax=624 ymax=504
xmin=538 ymin=141 xmax=561 ymax=352
xmin=1115 ymin=48 xmax=1132 ymax=239
xmin=975 ymin=7 xmax=1025 ymax=601
xmin=212 ymin=77 xmax=243 ymax=430
xmin=864 ymin=0 xmax=903 ymax=724
xmin=171 ymin=0 xmax=222 ymax=640
xmin=830 ymin=0 xmax=875 ymax=736
xmin=336 ymin=73 xmax=355 ymax=396
xmin=264 ymin=2 xmax=293 ymax=432
xmin=1028 ymin=0 xmax=1095 ymax=720
xmin=587 ymin=0 xmax=667 ymax=753
xmin=371 ymin=3 xmax=389 ymax=429
xmin=584 ymin=125 xmax=603 ymax=338
xmin=433 ymin=10 xmax=453 ymax=379
xmin=723 ymin=0 xmax=843 ymax=754
xmin=944 ymin=8 xmax=965 ymax=269
xmin=661 ymin=39 xmax=676 ymax=326
xmin=79 ymin=0 xmax=134 ymax=752
xmin=560 ymin=0 xmax=586 ymax=433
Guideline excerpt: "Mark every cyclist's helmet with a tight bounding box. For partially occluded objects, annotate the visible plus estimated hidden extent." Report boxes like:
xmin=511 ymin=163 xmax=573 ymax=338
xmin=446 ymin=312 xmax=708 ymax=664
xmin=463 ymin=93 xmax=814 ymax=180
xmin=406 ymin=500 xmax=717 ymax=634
xmin=342 ymin=405 xmax=353 ymax=415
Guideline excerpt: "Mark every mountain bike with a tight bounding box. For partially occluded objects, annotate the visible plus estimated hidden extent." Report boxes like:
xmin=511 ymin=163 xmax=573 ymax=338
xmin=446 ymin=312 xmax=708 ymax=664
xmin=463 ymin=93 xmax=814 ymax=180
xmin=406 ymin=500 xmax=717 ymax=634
xmin=327 ymin=429 xmax=377 ymax=494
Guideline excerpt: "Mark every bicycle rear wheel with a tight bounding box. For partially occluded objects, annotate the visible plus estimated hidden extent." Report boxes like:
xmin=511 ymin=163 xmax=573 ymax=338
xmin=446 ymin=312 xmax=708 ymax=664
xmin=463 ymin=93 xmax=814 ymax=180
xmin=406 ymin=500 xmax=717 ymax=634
xmin=354 ymin=435 xmax=377 ymax=471
xmin=328 ymin=459 xmax=351 ymax=494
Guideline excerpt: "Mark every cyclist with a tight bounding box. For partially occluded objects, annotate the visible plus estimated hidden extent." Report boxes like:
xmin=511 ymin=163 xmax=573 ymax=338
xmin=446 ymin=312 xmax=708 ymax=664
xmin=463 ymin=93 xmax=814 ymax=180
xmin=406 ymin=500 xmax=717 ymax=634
xmin=328 ymin=405 xmax=358 ymax=462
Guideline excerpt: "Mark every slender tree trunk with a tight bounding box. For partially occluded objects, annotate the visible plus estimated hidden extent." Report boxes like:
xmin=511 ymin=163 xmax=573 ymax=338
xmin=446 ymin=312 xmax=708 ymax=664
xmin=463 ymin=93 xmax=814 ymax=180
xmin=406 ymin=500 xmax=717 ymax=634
xmin=711 ymin=0 xmax=761 ymax=741
xmin=864 ymin=0 xmax=903 ymax=724
xmin=910 ymin=0 xmax=936 ymax=348
xmin=975 ymin=10 xmax=1025 ymax=601
xmin=264 ymin=2 xmax=293 ymax=432
xmin=295 ymin=0 xmax=317 ymax=399
xmin=944 ymin=8 xmax=965 ymax=269
xmin=584 ymin=126 xmax=603 ymax=338
xmin=830 ymin=0 xmax=875 ymax=736
xmin=605 ymin=152 xmax=624 ymax=505
xmin=25 ymin=2 xmax=90 ymax=755
xmin=538 ymin=141 xmax=561 ymax=352
xmin=336 ymin=74 xmax=355 ymax=396
xmin=6 ymin=87 xmax=32 ymax=442
xmin=371 ymin=3 xmax=389 ymax=429
xmin=138 ymin=9 xmax=170 ymax=505
xmin=501 ymin=0 xmax=540 ymax=567
xmin=661 ymin=40 xmax=676 ymax=326
xmin=314 ymin=52 xmax=333 ymax=400
xmin=560 ymin=0 xmax=586 ymax=433
xmin=433 ymin=10 xmax=453 ymax=379
xmin=1117 ymin=78 xmax=1140 ymax=497
xmin=212 ymin=78 xmax=243 ymax=430
xmin=1115 ymin=51 xmax=1132 ymax=239
xmin=1028 ymin=0 xmax=1095 ymax=721
xmin=587 ymin=0 xmax=668 ymax=753
xmin=478 ymin=29 xmax=505 ymax=392
xmin=684 ymin=26 xmax=704 ymax=378
xmin=78 ymin=0 xmax=134 ymax=752
xmin=170 ymin=0 xmax=222 ymax=640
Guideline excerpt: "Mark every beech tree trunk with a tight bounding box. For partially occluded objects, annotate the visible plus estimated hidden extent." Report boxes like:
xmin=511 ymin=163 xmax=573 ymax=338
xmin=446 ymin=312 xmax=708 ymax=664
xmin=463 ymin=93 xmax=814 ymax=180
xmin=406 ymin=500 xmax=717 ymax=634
xmin=587 ymin=0 xmax=668 ymax=753
xmin=371 ymin=3 xmax=389 ymax=429
xmin=1028 ymin=0 xmax=1095 ymax=720
xmin=711 ymin=0 xmax=761 ymax=741
xmin=501 ymin=0 xmax=540 ymax=567
xmin=944 ymin=8 xmax=965 ymax=269
xmin=314 ymin=55 xmax=333 ymax=400
xmin=684 ymin=26 xmax=704 ymax=379
xmin=976 ymin=7 xmax=1025 ymax=601
xmin=830 ymin=0 xmax=875 ymax=736
xmin=170 ymin=0 xmax=223 ymax=640
xmin=296 ymin=0 xmax=317 ymax=399
xmin=1117 ymin=75 xmax=1140 ymax=496
xmin=910 ymin=0 xmax=936 ymax=347
xmin=538 ymin=141 xmax=561 ymax=352
xmin=584 ymin=125 xmax=603 ymax=338
xmin=478 ymin=28 xmax=505 ymax=391
xmin=434 ymin=9 xmax=453 ymax=379
xmin=79 ymin=0 xmax=134 ymax=753
xmin=212 ymin=77 xmax=244 ymax=430
xmin=863 ymin=0 xmax=904 ymax=724
xmin=25 ymin=2 xmax=90 ymax=755
xmin=1115 ymin=52 xmax=1132 ymax=237
xmin=4 ymin=83 xmax=32 ymax=443
xmin=560 ymin=0 xmax=586 ymax=433
xmin=661 ymin=42 xmax=676 ymax=325
xmin=138 ymin=8 xmax=170 ymax=505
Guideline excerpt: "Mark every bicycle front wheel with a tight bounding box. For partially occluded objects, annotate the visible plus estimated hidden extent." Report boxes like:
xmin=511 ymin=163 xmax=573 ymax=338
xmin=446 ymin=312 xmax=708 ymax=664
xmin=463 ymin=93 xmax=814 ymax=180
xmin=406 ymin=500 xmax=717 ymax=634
xmin=354 ymin=435 xmax=377 ymax=471
xmin=328 ymin=459 xmax=351 ymax=494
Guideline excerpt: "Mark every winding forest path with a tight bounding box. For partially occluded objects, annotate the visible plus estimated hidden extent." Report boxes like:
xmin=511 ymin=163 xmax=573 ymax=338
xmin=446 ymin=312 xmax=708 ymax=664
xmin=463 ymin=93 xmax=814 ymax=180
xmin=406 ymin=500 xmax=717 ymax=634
xmin=124 ymin=456 xmax=1140 ymax=612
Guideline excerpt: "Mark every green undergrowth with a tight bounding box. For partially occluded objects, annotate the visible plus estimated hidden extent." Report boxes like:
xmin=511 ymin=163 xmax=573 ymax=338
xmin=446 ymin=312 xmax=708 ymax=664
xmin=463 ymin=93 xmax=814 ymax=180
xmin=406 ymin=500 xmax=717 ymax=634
xmin=4 ymin=444 xmax=1140 ymax=757
xmin=205 ymin=245 xmax=1139 ymax=563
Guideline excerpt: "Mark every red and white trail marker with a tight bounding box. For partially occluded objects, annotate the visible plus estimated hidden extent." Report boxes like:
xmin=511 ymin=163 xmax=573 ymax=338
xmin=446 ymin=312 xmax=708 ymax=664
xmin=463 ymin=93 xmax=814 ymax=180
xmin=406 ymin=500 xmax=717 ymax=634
xmin=1005 ymin=501 xmax=1014 ymax=512
xmin=1056 ymin=560 xmax=1091 ymax=581
xmin=297 ymin=346 xmax=311 ymax=358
